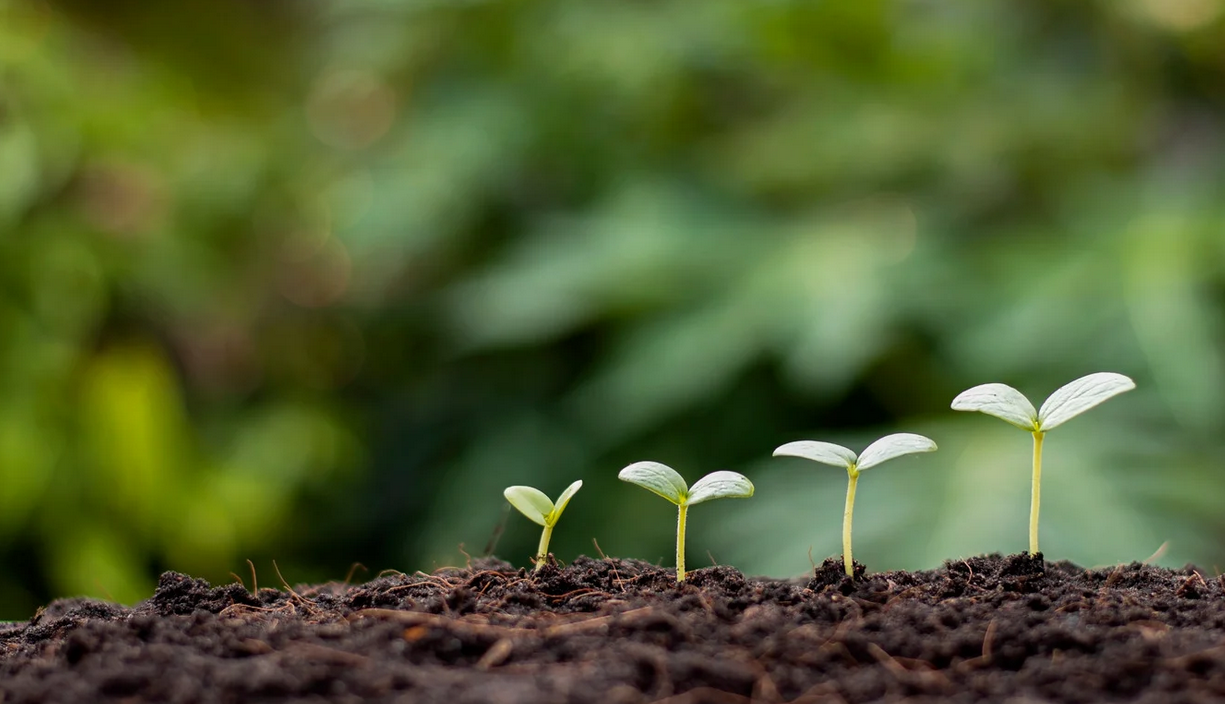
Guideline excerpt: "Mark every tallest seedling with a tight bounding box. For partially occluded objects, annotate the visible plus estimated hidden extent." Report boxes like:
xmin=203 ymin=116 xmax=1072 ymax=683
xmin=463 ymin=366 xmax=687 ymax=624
xmin=951 ymin=372 xmax=1135 ymax=555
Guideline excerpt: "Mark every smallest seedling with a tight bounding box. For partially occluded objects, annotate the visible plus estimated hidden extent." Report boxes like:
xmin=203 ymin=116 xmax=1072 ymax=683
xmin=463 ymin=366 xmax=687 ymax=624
xmin=503 ymin=480 xmax=583 ymax=571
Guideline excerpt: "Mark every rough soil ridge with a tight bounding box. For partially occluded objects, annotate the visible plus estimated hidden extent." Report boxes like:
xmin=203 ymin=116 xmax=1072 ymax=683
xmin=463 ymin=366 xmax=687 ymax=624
xmin=1 ymin=553 xmax=1223 ymax=703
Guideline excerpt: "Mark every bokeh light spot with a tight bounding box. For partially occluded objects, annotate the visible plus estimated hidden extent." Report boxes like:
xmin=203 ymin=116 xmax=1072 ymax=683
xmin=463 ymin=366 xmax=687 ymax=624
xmin=306 ymin=68 xmax=398 ymax=150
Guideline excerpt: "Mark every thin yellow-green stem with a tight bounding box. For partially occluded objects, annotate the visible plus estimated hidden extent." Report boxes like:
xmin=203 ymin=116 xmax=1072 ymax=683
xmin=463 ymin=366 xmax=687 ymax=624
xmin=534 ymin=523 xmax=554 ymax=572
xmin=843 ymin=469 xmax=859 ymax=577
xmin=676 ymin=503 xmax=689 ymax=582
xmin=1030 ymin=430 xmax=1045 ymax=555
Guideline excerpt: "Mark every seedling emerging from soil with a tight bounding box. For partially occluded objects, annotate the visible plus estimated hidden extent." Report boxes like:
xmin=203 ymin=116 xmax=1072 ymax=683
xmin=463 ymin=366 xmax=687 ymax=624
xmin=618 ymin=462 xmax=754 ymax=582
xmin=503 ymin=480 xmax=583 ymax=571
xmin=773 ymin=433 xmax=938 ymax=577
xmin=951 ymin=371 xmax=1135 ymax=555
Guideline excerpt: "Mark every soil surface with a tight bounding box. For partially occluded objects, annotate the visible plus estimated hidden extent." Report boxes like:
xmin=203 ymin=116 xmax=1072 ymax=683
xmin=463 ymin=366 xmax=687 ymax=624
xmin=2 ymin=553 xmax=1224 ymax=703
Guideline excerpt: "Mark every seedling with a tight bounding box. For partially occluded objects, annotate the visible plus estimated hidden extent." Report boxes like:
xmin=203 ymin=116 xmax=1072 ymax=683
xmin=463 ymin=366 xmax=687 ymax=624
xmin=773 ymin=433 xmax=937 ymax=577
xmin=503 ymin=480 xmax=583 ymax=571
xmin=618 ymin=462 xmax=754 ymax=582
xmin=951 ymin=372 xmax=1135 ymax=555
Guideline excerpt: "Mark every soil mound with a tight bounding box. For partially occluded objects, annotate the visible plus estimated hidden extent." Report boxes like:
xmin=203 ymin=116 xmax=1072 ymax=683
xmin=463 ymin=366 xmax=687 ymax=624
xmin=1 ymin=554 xmax=1220 ymax=703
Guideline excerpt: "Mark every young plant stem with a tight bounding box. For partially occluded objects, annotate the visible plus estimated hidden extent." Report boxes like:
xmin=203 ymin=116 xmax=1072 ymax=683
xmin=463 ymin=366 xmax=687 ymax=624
xmin=535 ymin=524 xmax=554 ymax=572
xmin=676 ymin=503 xmax=689 ymax=582
xmin=843 ymin=469 xmax=859 ymax=577
xmin=1029 ymin=431 xmax=1044 ymax=555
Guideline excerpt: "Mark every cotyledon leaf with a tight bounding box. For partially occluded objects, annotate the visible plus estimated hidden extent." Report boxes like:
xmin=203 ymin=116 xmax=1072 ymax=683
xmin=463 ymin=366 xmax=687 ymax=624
xmin=686 ymin=471 xmax=754 ymax=506
xmin=951 ymin=383 xmax=1038 ymax=430
xmin=856 ymin=433 xmax=938 ymax=471
xmin=548 ymin=480 xmax=583 ymax=523
xmin=503 ymin=485 xmax=554 ymax=526
xmin=772 ymin=440 xmax=858 ymax=468
xmin=618 ymin=461 xmax=688 ymax=504
xmin=1037 ymin=372 xmax=1135 ymax=431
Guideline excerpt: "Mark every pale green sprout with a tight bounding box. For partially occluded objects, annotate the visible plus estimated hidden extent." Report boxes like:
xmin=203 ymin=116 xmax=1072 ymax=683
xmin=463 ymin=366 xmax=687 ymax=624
xmin=951 ymin=371 xmax=1135 ymax=556
xmin=503 ymin=480 xmax=583 ymax=571
xmin=773 ymin=433 xmax=937 ymax=577
xmin=617 ymin=462 xmax=754 ymax=582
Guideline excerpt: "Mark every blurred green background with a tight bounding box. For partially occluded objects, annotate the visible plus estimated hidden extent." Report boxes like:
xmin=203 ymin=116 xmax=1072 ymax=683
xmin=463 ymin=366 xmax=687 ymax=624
xmin=2 ymin=0 xmax=1225 ymax=619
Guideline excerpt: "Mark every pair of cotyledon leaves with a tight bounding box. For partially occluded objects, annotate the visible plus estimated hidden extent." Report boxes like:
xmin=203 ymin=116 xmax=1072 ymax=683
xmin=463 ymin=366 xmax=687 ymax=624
xmin=503 ymin=480 xmax=583 ymax=528
xmin=770 ymin=372 xmax=1135 ymax=471
xmin=772 ymin=432 xmax=937 ymax=472
xmin=950 ymin=372 xmax=1136 ymax=433
xmin=617 ymin=464 xmax=754 ymax=505
xmin=506 ymin=467 xmax=757 ymax=534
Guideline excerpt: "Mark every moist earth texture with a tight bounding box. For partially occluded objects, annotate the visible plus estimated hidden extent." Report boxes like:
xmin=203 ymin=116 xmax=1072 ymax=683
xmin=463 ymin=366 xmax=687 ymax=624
xmin=1 ymin=553 xmax=1223 ymax=703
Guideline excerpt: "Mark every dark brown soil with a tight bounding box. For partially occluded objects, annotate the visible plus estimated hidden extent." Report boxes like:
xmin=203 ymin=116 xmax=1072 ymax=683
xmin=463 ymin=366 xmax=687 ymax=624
xmin=2 ymin=553 xmax=1224 ymax=703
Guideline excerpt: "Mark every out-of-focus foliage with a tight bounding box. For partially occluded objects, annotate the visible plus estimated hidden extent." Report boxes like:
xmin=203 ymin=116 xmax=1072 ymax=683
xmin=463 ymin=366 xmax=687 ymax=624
xmin=1 ymin=0 xmax=1224 ymax=618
